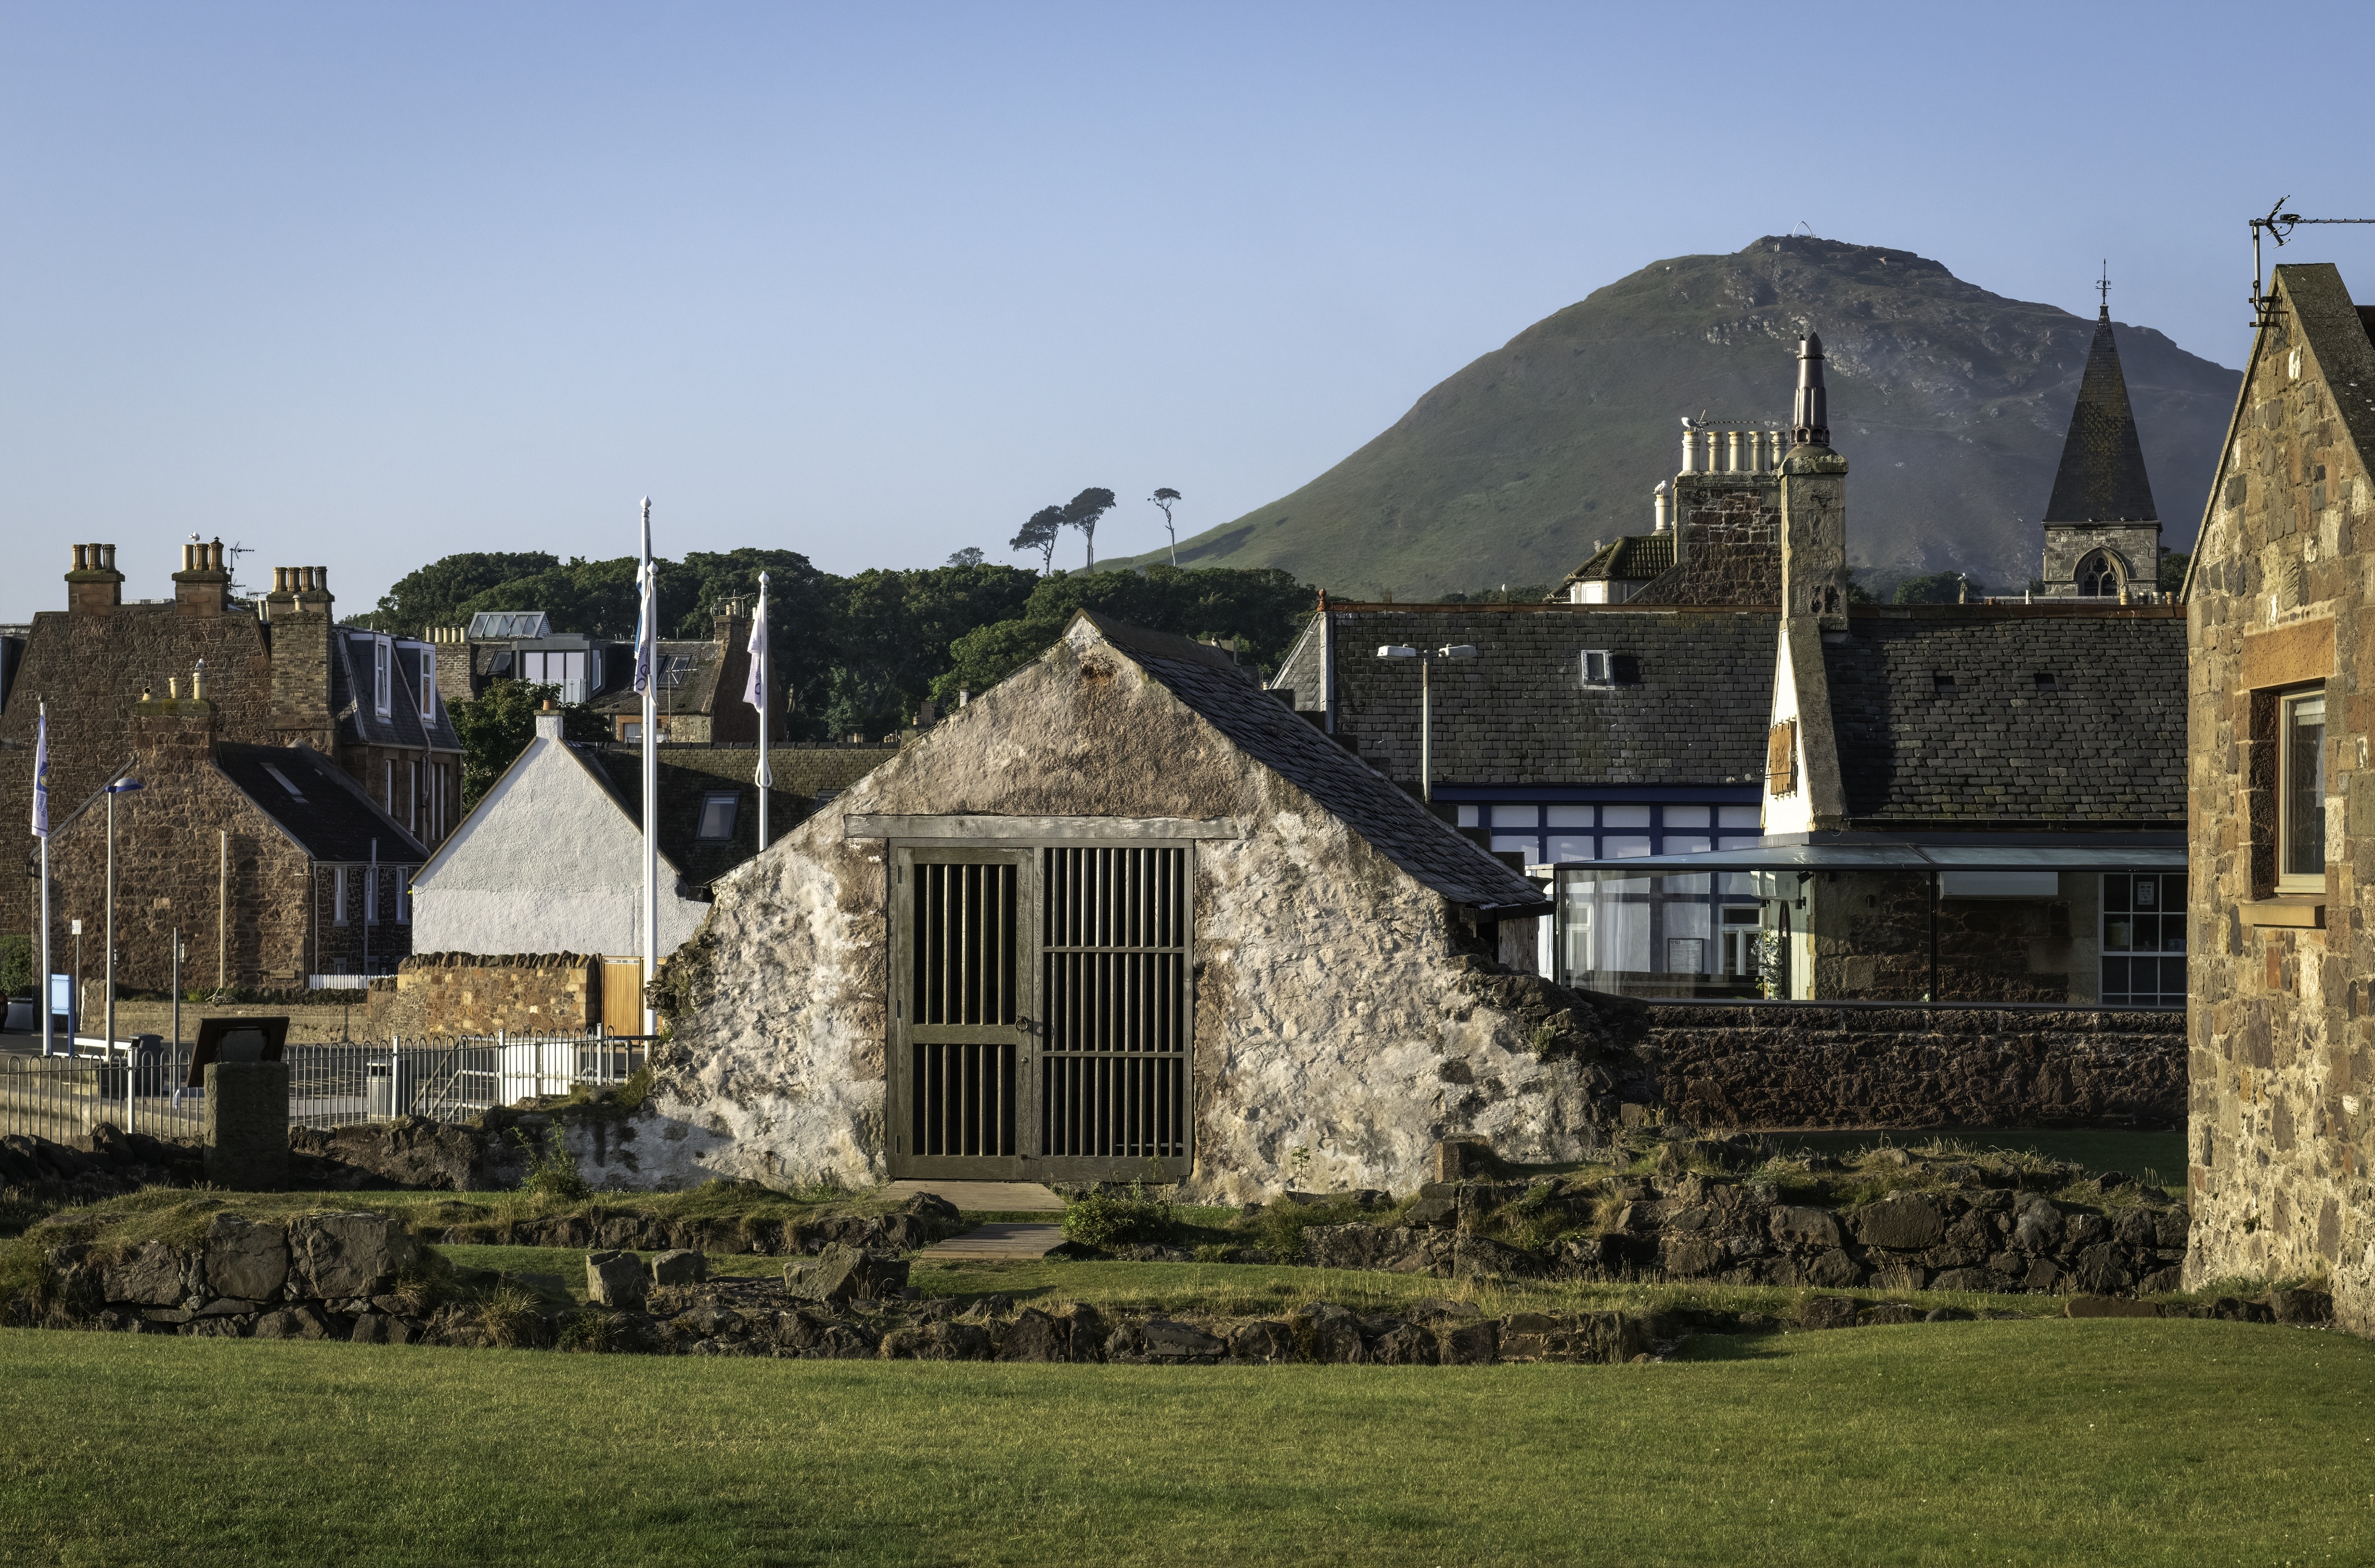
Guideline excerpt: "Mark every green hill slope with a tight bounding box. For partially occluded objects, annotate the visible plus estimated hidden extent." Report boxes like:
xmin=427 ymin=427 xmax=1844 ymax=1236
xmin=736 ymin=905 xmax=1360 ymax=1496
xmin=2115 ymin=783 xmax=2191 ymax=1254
xmin=1106 ymin=236 xmax=2240 ymax=597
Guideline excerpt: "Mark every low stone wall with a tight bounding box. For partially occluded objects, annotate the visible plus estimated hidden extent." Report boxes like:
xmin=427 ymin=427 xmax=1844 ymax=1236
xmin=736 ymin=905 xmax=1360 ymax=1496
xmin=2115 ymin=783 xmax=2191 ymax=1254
xmin=1634 ymin=1004 xmax=2185 ymax=1130
xmin=366 ymin=952 xmax=601 ymax=1039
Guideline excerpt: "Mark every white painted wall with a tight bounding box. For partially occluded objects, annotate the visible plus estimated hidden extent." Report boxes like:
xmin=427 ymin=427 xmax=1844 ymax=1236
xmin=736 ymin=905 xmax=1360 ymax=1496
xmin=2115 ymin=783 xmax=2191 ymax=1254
xmin=411 ymin=728 xmax=707 ymax=957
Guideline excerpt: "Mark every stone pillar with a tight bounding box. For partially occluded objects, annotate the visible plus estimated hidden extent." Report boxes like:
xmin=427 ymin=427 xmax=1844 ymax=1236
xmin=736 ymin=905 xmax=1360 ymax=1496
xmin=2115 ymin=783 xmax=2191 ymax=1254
xmin=204 ymin=1060 xmax=289 ymax=1188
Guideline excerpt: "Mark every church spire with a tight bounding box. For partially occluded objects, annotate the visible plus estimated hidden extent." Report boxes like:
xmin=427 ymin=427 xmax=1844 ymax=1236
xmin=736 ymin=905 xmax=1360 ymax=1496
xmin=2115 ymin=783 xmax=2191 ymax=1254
xmin=2043 ymin=270 xmax=2157 ymax=524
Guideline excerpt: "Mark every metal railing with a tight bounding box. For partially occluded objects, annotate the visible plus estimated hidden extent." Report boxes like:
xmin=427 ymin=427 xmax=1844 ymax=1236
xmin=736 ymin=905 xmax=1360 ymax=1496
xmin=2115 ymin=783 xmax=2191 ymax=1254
xmin=0 ymin=1031 xmax=651 ymax=1147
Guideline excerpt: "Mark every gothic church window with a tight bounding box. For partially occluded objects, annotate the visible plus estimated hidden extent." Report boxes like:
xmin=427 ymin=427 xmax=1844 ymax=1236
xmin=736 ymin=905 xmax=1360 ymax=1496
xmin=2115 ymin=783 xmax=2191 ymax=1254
xmin=2078 ymin=550 xmax=2124 ymax=597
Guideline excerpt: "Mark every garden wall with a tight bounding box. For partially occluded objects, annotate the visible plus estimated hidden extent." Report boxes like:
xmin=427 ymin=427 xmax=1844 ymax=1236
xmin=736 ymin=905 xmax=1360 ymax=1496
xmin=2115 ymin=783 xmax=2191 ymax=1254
xmin=1635 ymin=1003 xmax=2186 ymax=1130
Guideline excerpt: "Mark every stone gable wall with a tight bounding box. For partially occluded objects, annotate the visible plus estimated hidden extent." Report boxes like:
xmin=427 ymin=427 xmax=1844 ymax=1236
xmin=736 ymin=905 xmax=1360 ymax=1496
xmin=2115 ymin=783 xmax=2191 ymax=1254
xmin=2185 ymin=266 xmax=2375 ymax=1335
xmin=646 ymin=629 xmax=1612 ymax=1200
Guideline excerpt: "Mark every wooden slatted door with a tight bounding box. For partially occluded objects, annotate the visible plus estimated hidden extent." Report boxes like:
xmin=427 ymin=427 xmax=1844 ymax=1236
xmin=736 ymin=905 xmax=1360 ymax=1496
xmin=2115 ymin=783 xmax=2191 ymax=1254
xmin=1038 ymin=845 xmax=1192 ymax=1180
xmin=890 ymin=848 xmax=1031 ymax=1178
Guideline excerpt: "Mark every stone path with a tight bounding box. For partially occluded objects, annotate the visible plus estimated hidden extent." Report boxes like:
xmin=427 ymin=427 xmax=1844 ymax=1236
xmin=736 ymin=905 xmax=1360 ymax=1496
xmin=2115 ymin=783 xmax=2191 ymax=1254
xmin=880 ymin=1179 xmax=1065 ymax=1213
xmin=914 ymin=1223 xmax=1067 ymax=1263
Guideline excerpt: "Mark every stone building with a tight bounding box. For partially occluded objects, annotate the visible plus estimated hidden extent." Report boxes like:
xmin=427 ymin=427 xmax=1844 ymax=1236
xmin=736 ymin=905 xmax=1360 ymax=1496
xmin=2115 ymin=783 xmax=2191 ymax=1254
xmin=643 ymin=611 xmax=1598 ymax=1199
xmin=2180 ymin=261 xmax=2375 ymax=1334
xmin=1 ymin=545 xmax=459 ymax=989
xmin=1546 ymin=334 xmax=2189 ymax=1005
xmin=36 ymin=692 xmax=426 ymax=992
xmin=2038 ymin=286 xmax=2164 ymax=599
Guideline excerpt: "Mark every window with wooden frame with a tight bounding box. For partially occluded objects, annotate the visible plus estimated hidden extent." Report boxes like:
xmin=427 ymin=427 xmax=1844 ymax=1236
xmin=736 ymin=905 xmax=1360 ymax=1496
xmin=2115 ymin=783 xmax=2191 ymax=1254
xmin=2279 ymin=686 xmax=2327 ymax=892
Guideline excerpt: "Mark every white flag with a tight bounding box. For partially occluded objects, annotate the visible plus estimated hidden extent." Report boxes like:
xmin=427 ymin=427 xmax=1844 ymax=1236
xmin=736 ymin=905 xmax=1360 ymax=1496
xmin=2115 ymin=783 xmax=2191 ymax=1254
xmin=742 ymin=587 xmax=766 ymax=712
xmin=31 ymin=704 xmax=49 ymax=838
xmin=631 ymin=560 xmax=655 ymax=694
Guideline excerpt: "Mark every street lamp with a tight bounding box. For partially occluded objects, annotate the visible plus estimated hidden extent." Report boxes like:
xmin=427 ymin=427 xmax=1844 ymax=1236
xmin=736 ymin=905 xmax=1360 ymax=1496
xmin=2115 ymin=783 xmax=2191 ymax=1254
xmin=104 ymin=775 xmax=143 ymax=1059
xmin=1375 ymin=644 xmax=1480 ymax=803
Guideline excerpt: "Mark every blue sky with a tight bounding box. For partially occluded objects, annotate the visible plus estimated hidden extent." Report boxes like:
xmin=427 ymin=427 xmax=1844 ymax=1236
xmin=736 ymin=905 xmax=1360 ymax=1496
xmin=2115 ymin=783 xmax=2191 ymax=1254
xmin=4 ymin=1 xmax=2370 ymax=623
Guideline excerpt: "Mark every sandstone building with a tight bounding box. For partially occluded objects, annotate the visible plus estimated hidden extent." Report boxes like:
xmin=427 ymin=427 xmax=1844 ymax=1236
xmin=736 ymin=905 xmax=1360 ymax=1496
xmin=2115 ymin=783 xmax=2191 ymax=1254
xmin=2181 ymin=262 xmax=2375 ymax=1334
xmin=1 ymin=545 xmax=458 ymax=989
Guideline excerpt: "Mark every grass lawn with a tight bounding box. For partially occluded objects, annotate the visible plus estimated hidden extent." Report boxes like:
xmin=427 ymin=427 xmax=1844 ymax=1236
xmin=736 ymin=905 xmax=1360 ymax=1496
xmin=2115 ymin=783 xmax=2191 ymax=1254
xmin=3 ymin=1319 xmax=2369 ymax=1567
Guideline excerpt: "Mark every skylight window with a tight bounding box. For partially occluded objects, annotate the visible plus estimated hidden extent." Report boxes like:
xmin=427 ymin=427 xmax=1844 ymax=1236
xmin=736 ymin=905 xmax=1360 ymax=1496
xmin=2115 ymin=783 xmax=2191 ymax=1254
xmin=696 ymin=791 xmax=740 ymax=842
xmin=262 ymin=763 xmax=307 ymax=801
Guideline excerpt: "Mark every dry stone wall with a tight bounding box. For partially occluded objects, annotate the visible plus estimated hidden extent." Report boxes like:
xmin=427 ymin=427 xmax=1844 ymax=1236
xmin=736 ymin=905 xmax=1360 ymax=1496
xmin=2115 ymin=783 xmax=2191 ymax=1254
xmin=366 ymin=952 xmax=601 ymax=1038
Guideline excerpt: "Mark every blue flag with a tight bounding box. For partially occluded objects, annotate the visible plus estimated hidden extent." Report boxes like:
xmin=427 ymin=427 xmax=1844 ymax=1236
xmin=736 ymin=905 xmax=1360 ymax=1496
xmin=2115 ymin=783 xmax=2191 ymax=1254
xmin=30 ymin=705 xmax=49 ymax=838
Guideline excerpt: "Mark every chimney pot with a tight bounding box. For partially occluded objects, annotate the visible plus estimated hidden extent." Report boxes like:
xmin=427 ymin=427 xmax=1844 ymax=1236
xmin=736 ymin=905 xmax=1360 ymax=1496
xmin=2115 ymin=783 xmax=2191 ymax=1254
xmin=103 ymin=544 xmax=116 ymax=570
xmin=73 ymin=544 xmax=88 ymax=571
xmin=209 ymin=539 xmax=224 ymax=571
xmin=168 ymin=676 xmax=179 ymax=699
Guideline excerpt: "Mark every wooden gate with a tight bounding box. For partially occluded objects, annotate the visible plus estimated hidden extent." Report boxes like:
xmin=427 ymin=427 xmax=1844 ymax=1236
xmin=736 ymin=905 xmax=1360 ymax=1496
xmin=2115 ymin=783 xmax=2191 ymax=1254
xmin=600 ymin=959 xmax=645 ymax=1035
xmin=888 ymin=841 xmax=1191 ymax=1180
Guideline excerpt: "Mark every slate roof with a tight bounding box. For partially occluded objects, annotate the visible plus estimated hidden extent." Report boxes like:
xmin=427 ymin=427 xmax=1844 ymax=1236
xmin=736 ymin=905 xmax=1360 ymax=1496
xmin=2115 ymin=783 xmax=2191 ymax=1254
xmin=330 ymin=629 xmax=463 ymax=753
xmin=216 ymin=742 xmax=430 ymax=863
xmin=581 ymin=743 xmax=891 ymax=888
xmin=1080 ymin=612 xmax=1547 ymax=914
xmin=1273 ymin=605 xmax=1777 ymax=788
xmin=589 ymin=639 xmax=726 ymax=717
xmin=1820 ymin=607 xmax=2186 ymax=826
xmin=1564 ymin=534 xmax=1675 ymax=586
xmin=2042 ymin=312 xmax=2159 ymax=524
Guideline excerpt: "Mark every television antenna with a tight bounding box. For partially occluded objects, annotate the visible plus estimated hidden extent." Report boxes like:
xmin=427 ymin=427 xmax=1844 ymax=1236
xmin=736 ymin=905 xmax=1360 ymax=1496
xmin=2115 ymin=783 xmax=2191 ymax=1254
xmin=2251 ymin=197 xmax=2375 ymax=325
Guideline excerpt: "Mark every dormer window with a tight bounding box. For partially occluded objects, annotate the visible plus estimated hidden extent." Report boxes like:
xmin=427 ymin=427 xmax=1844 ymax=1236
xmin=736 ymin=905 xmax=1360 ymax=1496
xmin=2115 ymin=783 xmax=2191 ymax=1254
xmin=372 ymin=637 xmax=392 ymax=717
xmin=416 ymin=647 xmax=436 ymax=720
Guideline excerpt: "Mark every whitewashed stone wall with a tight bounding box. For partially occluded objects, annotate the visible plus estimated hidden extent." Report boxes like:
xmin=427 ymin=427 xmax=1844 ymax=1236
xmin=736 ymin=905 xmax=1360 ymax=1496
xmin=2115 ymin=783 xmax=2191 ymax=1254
xmin=635 ymin=621 xmax=1603 ymax=1200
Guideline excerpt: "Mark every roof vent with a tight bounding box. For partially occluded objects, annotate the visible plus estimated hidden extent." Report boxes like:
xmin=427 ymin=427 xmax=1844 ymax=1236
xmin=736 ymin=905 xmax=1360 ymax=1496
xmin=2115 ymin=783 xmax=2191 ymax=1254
xmin=2033 ymin=671 xmax=2058 ymax=692
xmin=1580 ymin=650 xmax=1614 ymax=686
xmin=1932 ymin=672 xmax=1958 ymax=697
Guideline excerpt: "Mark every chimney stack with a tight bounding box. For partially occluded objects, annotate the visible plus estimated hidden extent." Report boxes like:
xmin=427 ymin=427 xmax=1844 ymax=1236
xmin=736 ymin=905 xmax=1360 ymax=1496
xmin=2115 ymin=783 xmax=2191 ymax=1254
xmin=67 ymin=542 xmax=124 ymax=617
xmin=267 ymin=563 xmax=336 ymax=749
xmin=173 ymin=536 xmax=232 ymax=617
xmin=1779 ymin=332 xmax=1850 ymax=633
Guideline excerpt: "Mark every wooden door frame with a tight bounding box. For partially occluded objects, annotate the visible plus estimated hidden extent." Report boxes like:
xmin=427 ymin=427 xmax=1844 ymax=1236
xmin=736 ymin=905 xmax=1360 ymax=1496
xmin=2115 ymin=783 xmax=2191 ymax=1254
xmin=884 ymin=836 xmax=1195 ymax=1182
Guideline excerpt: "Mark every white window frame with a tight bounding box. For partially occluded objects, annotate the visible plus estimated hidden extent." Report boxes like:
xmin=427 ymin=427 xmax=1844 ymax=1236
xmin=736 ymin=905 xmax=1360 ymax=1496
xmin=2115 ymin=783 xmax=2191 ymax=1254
xmin=417 ymin=647 xmax=436 ymax=720
xmin=409 ymin=761 xmax=420 ymax=834
xmin=2278 ymin=686 xmax=2327 ymax=893
xmin=372 ymin=637 xmax=392 ymax=717
xmin=333 ymin=867 xmax=348 ymax=926
xmin=1580 ymin=649 xmax=1614 ymax=686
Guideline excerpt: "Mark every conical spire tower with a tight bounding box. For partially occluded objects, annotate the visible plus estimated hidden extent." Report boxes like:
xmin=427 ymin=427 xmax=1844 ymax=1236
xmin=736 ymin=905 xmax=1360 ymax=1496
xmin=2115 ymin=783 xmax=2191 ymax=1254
xmin=2037 ymin=270 xmax=2162 ymax=597
xmin=2043 ymin=277 xmax=2157 ymax=525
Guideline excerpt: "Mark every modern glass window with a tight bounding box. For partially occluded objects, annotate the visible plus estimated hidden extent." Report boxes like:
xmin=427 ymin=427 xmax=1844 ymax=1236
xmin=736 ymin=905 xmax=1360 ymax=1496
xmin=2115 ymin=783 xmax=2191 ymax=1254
xmin=1546 ymin=805 xmax=1594 ymax=828
xmin=2280 ymin=688 xmax=2326 ymax=892
xmin=2102 ymin=873 xmax=2186 ymax=1007
xmin=696 ymin=791 xmax=740 ymax=842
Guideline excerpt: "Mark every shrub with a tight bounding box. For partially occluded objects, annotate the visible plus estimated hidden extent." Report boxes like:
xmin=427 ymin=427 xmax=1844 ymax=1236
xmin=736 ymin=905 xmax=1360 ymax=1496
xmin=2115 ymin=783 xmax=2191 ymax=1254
xmin=0 ymin=934 xmax=30 ymax=998
xmin=511 ymin=1129 xmax=591 ymax=1201
xmin=1251 ymin=1196 xmax=1371 ymax=1263
xmin=1061 ymin=1183 xmax=1176 ymax=1250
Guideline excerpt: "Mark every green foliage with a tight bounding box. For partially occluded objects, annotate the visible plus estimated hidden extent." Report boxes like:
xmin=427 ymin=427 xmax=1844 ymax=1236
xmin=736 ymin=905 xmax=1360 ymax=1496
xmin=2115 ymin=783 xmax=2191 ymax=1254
xmin=1893 ymin=569 xmax=1985 ymax=605
xmin=1846 ymin=570 xmax=1877 ymax=604
xmin=0 ymin=934 xmax=31 ymax=998
xmin=1250 ymin=1195 xmax=1373 ymax=1263
xmin=365 ymin=551 xmax=561 ymax=634
xmin=1010 ymin=506 xmax=1064 ymax=573
xmin=2159 ymin=549 xmax=2191 ymax=594
xmin=1059 ymin=487 xmax=1118 ymax=571
xmin=1060 ymin=1182 xmax=1178 ymax=1250
xmin=452 ymin=681 xmax=607 ymax=806
xmin=510 ymin=1130 xmax=591 ymax=1202
xmin=1441 ymin=583 xmax=1553 ymax=604
xmin=933 ymin=564 xmax=1316 ymax=702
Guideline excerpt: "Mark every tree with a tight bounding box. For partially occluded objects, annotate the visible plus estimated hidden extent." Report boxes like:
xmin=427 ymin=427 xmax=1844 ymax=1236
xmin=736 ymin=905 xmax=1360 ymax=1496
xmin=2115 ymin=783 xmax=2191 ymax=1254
xmin=368 ymin=551 xmax=560 ymax=634
xmin=1011 ymin=506 xmax=1064 ymax=572
xmin=1149 ymin=488 xmax=1183 ymax=567
xmin=1062 ymin=487 xmax=1116 ymax=572
xmin=933 ymin=565 xmax=1316 ymax=704
xmin=452 ymin=680 xmax=607 ymax=806
xmin=2159 ymin=550 xmax=2191 ymax=595
xmin=947 ymin=547 xmax=985 ymax=567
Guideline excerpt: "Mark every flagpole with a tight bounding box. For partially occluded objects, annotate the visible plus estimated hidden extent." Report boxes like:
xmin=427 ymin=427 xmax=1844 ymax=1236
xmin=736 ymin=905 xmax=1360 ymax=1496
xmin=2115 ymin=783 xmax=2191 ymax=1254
xmin=755 ymin=572 xmax=771 ymax=853
xmin=640 ymin=498 xmax=658 ymax=1038
xmin=35 ymin=701 xmax=51 ymax=1059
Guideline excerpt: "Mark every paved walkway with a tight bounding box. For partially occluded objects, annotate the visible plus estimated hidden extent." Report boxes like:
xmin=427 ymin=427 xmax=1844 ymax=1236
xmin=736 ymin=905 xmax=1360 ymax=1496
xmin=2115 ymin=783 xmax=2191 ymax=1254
xmin=882 ymin=1179 xmax=1066 ymax=1213
xmin=914 ymin=1222 xmax=1067 ymax=1263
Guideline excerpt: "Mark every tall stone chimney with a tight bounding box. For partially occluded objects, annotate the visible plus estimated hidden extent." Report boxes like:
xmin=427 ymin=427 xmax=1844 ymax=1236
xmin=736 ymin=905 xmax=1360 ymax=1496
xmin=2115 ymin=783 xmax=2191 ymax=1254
xmin=267 ymin=566 xmax=337 ymax=752
xmin=173 ymin=538 xmax=232 ymax=616
xmin=67 ymin=543 xmax=124 ymax=617
xmin=1779 ymin=333 xmax=1850 ymax=633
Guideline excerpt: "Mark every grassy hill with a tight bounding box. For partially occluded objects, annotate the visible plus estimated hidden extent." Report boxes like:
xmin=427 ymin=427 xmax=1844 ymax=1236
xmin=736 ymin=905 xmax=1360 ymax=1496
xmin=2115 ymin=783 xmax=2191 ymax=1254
xmin=1105 ymin=236 xmax=2241 ymax=598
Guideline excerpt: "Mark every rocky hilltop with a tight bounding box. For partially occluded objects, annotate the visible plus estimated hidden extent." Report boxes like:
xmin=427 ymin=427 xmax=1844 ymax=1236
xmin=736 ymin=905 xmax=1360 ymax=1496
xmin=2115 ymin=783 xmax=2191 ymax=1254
xmin=1110 ymin=237 xmax=2241 ymax=597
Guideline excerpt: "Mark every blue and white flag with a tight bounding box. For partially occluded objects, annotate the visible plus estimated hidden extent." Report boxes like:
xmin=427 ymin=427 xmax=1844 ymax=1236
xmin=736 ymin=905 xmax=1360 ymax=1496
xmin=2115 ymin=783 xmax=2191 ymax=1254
xmin=30 ymin=704 xmax=49 ymax=838
xmin=631 ymin=560 xmax=655 ymax=695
